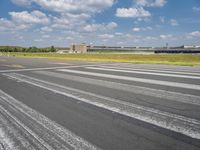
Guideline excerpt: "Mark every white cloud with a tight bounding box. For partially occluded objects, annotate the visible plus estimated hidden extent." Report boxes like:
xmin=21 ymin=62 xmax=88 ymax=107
xmin=61 ymin=13 xmax=91 ymax=21
xmin=0 ymin=17 xmax=30 ymax=31
xmin=189 ymin=31 xmax=200 ymax=37
xmin=83 ymin=22 xmax=117 ymax=32
xmin=10 ymin=0 xmax=115 ymax=34
xmin=34 ymin=38 xmax=43 ymax=42
xmin=42 ymin=35 xmax=50 ymax=38
xmin=12 ymin=0 xmax=115 ymax=13
xmin=0 ymin=18 xmax=15 ymax=30
xmin=160 ymin=34 xmax=172 ymax=39
xmin=106 ymin=22 xmax=118 ymax=30
xmin=83 ymin=24 xmax=102 ymax=32
xmin=51 ymin=13 xmax=91 ymax=30
xmin=193 ymin=7 xmax=200 ymax=12
xmin=169 ymin=19 xmax=178 ymax=26
xmin=133 ymin=27 xmax=141 ymax=32
xmin=115 ymin=32 xmax=123 ymax=36
xmin=135 ymin=0 xmax=167 ymax=7
xmin=9 ymin=0 xmax=116 ymax=37
xmin=51 ymin=16 xmax=71 ymax=29
xmin=9 ymin=10 xmax=50 ymax=24
xmin=144 ymin=36 xmax=157 ymax=40
xmin=40 ymin=26 xmax=53 ymax=32
xmin=133 ymin=26 xmax=152 ymax=32
xmin=116 ymin=7 xmax=151 ymax=18
xmin=143 ymin=26 xmax=152 ymax=31
xmin=160 ymin=16 xmax=165 ymax=23
xmin=99 ymin=34 xmax=114 ymax=39
xmin=11 ymin=0 xmax=31 ymax=6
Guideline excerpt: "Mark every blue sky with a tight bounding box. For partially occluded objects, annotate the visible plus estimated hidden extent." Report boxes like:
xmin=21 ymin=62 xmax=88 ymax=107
xmin=0 ymin=0 xmax=200 ymax=47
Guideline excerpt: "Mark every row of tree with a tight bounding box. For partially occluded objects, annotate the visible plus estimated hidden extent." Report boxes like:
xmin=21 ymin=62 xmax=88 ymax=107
xmin=0 ymin=46 xmax=56 ymax=53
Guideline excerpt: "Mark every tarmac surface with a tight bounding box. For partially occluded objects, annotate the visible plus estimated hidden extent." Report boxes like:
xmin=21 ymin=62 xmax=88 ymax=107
xmin=0 ymin=56 xmax=200 ymax=150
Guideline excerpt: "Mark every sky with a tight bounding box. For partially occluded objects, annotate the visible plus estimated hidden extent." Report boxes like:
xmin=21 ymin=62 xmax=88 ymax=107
xmin=0 ymin=0 xmax=200 ymax=47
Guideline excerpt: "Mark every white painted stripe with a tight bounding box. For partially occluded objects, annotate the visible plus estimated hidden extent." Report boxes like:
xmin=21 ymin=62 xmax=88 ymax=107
xmin=0 ymin=64 xmax=99 ymax=73
xmin=0 ymin=90 xmax=100 ymax=150
xmin=48 ymin=62 xmax=71 ymax=65
xmin=58 ymin=69 xmax=200 ymax=90
xmin=0 ymin=127 xmax=18 ymax=150
xmin=34 ymin=70 xmax=200 ymax=106
xmin=99 ymin=65 xmax=200 ymax=76
xmin=4 ymin=73 xmax=200 ymax=139
xmin=86 ymin=66 xmax=200 ymax=79
xmin=0 ymin=105 xmax=55 ymax=150
xmin=106 ymin=63 xmax=200 ymax=74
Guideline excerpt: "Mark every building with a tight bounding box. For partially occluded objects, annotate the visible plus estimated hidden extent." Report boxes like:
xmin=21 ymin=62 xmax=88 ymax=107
xmin=70 ymin=43 xmax=87 ymax=53
xmin=183 ymin=45 xmax=200 ymax=49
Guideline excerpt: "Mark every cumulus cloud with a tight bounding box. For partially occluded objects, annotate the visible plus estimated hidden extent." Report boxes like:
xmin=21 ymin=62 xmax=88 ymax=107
xmin=11 ymin=0 xmax=115 ymax=13
xmin=193 ymin=7 xmax=200 ymax=12
xmin=106 ymin=22 xmax=118 ymax=30
xmin=135 ymin=0 xmax=167 ymax=7
xmin=116 ymin=7 xmax=151 ymax=18
xmin=0 ymin=17 xmax=30 ymax=31
xmin=51 ymin=15 xmax=116 ymax=33
xmin=133 ymin=27 xmax=141 ymax=32
xmin=133 ymin=26 xmax=152 ymax=32
xmin=42 ymin=35 xmax=50 ymax=38
xmin=189 ymin=31 xmax=200 ymax=37
xmin=10 ymin=0 xmax=116 ymax=33
xmin=99 ymin=34 xmax=114 ymax=39
xmin=160 ymin=34 xmax=172 ymax=39
xmin=145 ymin=26 xmax=153 ymax=30
xmin=116 ymin=0 xmax=166 ymax=19
xmin=40 ymin=26 xmax=53 ymax=32
xmin=83 ymin=24 xmax=102 ymax=32
xmin=0 ymin=18 xmax=15 ymax=30
xmin=160 ymin=16 xmax=165 ymax=23
xmin=83 ymin=22 xmax=117 ymax=32
xmin=115 ymin=32 xmax=123 ymax=36
xmin=11 ymin=0 xmax=31 ymax=6
xmin=169 ymin=19 xmax=178 ymax=26
xmin=9 ymin=10 xmax=50 ymax=24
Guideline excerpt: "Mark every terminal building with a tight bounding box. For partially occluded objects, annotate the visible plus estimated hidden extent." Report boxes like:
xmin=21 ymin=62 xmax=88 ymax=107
xmin=70 ymin=43 xmax=87 ymax=53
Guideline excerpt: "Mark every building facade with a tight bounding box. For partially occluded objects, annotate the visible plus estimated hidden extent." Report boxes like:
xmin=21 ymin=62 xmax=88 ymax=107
xmin=70 ymin=43 xmax=87 ymax=53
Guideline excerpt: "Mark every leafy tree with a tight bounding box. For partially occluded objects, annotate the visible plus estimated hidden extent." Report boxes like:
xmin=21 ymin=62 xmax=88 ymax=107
xmin=50 ymin=45 xmax=56 ymax=52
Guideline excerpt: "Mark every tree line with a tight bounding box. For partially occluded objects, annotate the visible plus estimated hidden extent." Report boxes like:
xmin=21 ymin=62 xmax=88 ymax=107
xmin=0 ymin=46 xmax=56 ymax=53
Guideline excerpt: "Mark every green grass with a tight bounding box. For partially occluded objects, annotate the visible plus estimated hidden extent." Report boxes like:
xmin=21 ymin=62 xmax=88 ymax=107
xmin=2 ymin=52 xmax=200 ymax=66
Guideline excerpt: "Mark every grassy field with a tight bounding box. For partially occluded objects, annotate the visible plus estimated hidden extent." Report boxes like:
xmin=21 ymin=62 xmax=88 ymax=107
xmin=1 ymin=52 xmax=200 ymax=66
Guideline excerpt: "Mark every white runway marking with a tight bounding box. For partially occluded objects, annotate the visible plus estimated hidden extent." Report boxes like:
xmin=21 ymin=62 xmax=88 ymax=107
xmin=58 ymin=69 xmax=200 ymax=90
xmin=0 ymin=64 xmax=99 ymax=73
xmin=0 ymin=127 xmax=17 ymax=150
xmin=48 ymin=62 xmax=72 ymax=65
xmin=0 ymin=90 xmax=100 ymax=150
xmin=34 ymin=70 xmax=200 ymax=106
xmin=106 ymin=63 xmax=200 ymax=73
xmin=85 ymin=67 xmax=200 ymax=79
xmin=0 ymin=105 xmax=54 ymax=150
xmin=98 ymin=65 xmax=200 ymax=76
xmin=3 ymin=73 xmax=200 ymax=140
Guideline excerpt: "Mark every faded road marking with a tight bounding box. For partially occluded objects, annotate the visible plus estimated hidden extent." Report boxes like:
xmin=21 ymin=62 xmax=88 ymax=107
xmin=58 ymin=69 xmax=200 ymax=90
xmin=4 ymin=73 xmax=200 ymax=140
xmin=85 ymin=66 xmax=200 ymax=79
xmin=34 ymin=70 xmax=200 ymax=106
xmin=0 ymin=90 xmax=100 ymax=150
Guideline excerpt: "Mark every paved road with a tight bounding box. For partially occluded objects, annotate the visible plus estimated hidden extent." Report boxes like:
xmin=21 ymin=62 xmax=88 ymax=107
xmin=0 ymin=56 xmax=200 ymax=150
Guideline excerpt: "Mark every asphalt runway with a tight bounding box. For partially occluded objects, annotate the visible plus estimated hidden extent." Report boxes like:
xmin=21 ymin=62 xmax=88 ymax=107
xmin=0 ymin=56 xmax=200 ymax=150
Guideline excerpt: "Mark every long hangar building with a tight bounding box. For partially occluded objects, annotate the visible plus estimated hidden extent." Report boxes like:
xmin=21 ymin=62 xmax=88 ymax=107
xmin=69 ymin=43 xmax=200 ymax=54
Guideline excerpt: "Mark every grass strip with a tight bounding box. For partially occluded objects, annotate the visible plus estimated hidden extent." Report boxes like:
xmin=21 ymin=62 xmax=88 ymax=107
xmin=1 ymin=52 xmax=200 ymax=66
